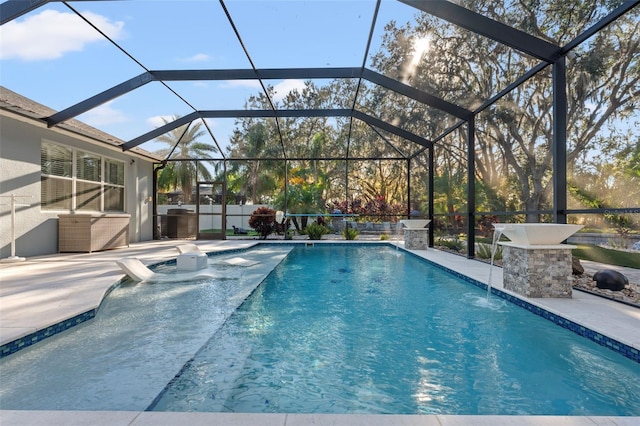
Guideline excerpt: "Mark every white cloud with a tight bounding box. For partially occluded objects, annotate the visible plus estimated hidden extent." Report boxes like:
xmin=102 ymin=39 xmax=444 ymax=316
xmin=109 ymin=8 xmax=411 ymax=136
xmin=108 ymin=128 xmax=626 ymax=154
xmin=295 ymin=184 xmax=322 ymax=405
xmin=0 ymin=9 xmax=124 ymax=61
xmin=218 ymin=79 xmax=306 ymax=101
xmin=203 ymin=118 xmax=219 ymax=128
xmin=180 ymin=53 xmax=210 ymax=62
xmin=272 ymin=79 xmax=306 ymax=102
xmin=80 ymin=102 xmax=128 ymax=126
xmin=219 ymin=80 xmax=262 ymax=89
xmin=147 ymin=115 xmax=174 ymax=128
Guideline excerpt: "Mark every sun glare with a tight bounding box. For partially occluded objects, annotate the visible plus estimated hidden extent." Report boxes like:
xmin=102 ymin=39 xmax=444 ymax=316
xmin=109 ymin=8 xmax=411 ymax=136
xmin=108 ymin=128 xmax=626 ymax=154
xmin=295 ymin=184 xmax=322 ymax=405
xmin=401 ymin=35 xmax=431 ymax=83
xmin=410 ymin=36 xmax=431 ymax=66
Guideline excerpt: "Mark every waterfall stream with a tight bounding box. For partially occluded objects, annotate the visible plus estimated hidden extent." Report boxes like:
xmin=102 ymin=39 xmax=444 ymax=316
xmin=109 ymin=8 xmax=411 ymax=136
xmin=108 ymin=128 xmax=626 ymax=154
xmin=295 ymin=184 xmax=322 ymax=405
xmin=487 ymin=224 xmax=505 ymax=300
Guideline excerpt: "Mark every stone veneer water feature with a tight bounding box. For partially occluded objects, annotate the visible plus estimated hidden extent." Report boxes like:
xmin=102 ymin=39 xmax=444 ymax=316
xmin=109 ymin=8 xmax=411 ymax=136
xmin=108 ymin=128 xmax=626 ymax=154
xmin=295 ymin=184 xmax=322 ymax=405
xmin=400 ymin=220 xmax=431 ymax=250
xmin=498 ymin=224 xmax=583 ymax=298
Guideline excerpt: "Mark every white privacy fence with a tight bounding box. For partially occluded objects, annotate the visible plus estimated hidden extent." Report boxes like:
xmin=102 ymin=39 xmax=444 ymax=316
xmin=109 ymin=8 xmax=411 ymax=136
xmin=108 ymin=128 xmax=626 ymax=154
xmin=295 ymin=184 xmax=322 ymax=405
xmin=157 ymin=204 xmax=272 ymax=232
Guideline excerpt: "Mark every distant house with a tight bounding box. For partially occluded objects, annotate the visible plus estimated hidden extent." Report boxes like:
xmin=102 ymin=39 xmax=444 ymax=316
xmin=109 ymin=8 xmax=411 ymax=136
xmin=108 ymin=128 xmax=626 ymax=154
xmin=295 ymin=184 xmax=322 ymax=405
xmin=0 ymin=86 xmax=162 ymax=258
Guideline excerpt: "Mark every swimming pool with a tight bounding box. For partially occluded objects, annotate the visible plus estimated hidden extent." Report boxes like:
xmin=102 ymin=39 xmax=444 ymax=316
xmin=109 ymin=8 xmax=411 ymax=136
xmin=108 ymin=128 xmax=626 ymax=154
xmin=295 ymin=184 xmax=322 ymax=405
xmin=1 ymin=244 xmax=639 ymax=415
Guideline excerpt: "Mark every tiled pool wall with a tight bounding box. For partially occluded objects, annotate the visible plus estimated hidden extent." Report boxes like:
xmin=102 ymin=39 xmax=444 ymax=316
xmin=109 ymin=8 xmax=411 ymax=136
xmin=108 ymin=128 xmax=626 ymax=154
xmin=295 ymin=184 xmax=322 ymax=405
xmin=0 ymin=282 xmax=122 ymax=359
xmin=0 ymin=310 xmax=96 ymax=358
xmin=2 ymin=242 xmax=638 ymax=363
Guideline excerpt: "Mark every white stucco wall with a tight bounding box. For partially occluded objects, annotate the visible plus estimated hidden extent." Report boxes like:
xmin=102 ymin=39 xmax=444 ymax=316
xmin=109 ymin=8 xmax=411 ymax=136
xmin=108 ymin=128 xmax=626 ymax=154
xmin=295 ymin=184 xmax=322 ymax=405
xmin=0 ymin=113 xmax=155 ymax=258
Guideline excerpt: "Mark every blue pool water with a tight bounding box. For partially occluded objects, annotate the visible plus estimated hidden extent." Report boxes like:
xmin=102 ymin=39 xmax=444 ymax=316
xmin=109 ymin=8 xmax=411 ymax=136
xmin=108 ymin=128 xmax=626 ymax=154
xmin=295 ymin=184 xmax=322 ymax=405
xmin=147 ymin=245 xmax=640 ymax=415
xmin=1 ymin=244 xmax=639 ymax=415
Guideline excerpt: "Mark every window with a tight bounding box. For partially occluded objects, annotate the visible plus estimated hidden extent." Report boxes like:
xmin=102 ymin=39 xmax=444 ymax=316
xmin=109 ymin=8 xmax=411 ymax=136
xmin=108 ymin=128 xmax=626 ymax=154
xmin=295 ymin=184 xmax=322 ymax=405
xmin=41 ymin=142 xmax=125 ymax=212
xmin=41 ymin=143 xmax=72 ymax=210
xmin=104 ymin=158 xmax=125 ymax=211
xmin=76 ymin=151 xmax=101 ymax=182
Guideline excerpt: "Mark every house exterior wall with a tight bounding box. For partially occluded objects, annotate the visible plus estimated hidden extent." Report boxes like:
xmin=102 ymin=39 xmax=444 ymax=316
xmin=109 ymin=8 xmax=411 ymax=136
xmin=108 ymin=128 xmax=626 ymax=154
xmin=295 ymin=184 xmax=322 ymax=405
xmin=0 ymin=112 xmax=155 ymax=258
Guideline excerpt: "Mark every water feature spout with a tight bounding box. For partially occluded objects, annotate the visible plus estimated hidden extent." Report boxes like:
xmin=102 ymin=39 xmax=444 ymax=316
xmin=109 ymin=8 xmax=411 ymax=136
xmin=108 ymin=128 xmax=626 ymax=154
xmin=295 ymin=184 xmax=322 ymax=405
xmin=498 ymin=223 xmax=583 ymax=245
xmin=399 ymin=219 xmax=431 ymax=229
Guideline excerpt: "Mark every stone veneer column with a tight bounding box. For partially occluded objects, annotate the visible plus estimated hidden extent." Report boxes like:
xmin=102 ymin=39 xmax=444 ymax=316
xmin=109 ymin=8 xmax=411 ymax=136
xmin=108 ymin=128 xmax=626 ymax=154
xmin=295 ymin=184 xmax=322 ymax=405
xmin=501 ymin=243 xmax=575 ymax=298
xmin=404 ymin=229 xmax=429 ymax=250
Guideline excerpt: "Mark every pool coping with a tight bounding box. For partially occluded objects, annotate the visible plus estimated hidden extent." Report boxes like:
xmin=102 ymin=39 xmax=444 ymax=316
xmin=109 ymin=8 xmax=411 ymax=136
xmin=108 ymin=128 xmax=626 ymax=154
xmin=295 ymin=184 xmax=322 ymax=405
xmin=1 ymin=410 xmax=639 ymax=426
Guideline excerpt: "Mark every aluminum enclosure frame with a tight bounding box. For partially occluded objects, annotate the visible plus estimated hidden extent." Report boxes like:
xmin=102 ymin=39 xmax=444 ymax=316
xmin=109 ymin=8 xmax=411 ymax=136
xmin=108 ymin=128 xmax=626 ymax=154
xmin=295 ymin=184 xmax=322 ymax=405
xmin=2 ymin=0 xmax=638 ymax=256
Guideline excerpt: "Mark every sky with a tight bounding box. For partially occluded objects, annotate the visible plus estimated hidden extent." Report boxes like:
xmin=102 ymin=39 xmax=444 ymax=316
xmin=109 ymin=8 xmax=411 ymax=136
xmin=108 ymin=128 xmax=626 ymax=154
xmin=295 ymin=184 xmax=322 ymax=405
xmin=0 ymin=0 xmax=418 ymax=154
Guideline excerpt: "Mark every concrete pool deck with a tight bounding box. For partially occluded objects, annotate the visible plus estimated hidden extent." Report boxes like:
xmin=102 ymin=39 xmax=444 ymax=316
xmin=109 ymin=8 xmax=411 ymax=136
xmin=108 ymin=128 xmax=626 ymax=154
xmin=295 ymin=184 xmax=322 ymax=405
xmin=1 ymin=240 xmax=639 ymax=425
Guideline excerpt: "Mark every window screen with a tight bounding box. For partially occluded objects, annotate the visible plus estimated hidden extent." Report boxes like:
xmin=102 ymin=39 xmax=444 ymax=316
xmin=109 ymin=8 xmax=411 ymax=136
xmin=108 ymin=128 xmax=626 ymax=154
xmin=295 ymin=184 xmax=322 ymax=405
xmin=105 ymin=159 xmax=124 ymax=185
xmin=76 ymin=151 xmax=101 ymax=182
xmin=40 ymin=176 xmax=72 ymax=210
xmin=41 ymin=142 xmax=72 ymax=177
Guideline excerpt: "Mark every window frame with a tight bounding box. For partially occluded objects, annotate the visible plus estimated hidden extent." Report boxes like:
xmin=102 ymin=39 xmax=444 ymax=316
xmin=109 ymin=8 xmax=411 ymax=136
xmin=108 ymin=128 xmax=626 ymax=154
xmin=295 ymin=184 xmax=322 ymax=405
xmin=40 ymin=140 xmax=126 ymax=213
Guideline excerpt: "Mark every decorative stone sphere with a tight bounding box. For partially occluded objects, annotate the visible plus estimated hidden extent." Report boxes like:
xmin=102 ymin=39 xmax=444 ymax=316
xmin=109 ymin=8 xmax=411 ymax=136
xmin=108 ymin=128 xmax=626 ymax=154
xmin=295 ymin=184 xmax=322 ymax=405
xmin=593 ymin=269 xmax=629 ymax=291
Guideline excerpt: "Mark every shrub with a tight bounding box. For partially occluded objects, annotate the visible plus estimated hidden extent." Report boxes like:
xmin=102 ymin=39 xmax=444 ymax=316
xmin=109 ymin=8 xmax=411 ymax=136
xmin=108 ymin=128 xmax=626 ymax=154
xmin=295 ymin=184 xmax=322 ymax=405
xmin=477 ymin=242 xmax=502 ymax=260
xmin=248 ymin=206 xmax=276 ymax=239
xmin=435 ymin=237 xmax=464 ymax=251
xmin=327 ymin=196 xmax=404 ymax=223
xmin=477 ymin=215 xmax=499 ymax=237
xmin=342 ymin=226 xmax=359 ymax=240
xmin=304 ymin=222 xmax=330 ymax=240
xmin=379 ymin=234 xmax=390 ymax=241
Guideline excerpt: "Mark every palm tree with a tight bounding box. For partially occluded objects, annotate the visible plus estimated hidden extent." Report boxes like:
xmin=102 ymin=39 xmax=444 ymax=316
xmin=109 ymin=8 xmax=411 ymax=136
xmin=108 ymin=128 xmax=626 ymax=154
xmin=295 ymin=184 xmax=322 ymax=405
xmin=227 ymin=120 xmax=284 ymax=204
xmin=154 ymin=116 xmax=218 ymax=203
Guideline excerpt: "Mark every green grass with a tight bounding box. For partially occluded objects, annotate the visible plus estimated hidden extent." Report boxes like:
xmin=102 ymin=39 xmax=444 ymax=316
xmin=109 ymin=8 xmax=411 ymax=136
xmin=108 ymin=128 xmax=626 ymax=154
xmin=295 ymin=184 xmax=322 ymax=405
xmin=201 ymin=228 xmax=260 ymax=237
xmin=226 ymin=229 xmax=259 ymax=236
xmin=572 ymin=244 xmax=640 ymax=268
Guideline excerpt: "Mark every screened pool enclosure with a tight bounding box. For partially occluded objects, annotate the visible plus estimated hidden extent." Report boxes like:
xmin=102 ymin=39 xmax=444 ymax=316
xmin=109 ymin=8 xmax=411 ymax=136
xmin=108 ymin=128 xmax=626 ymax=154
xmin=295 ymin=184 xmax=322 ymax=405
xmin=2 ymin=0 xmax=639 ymax=257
